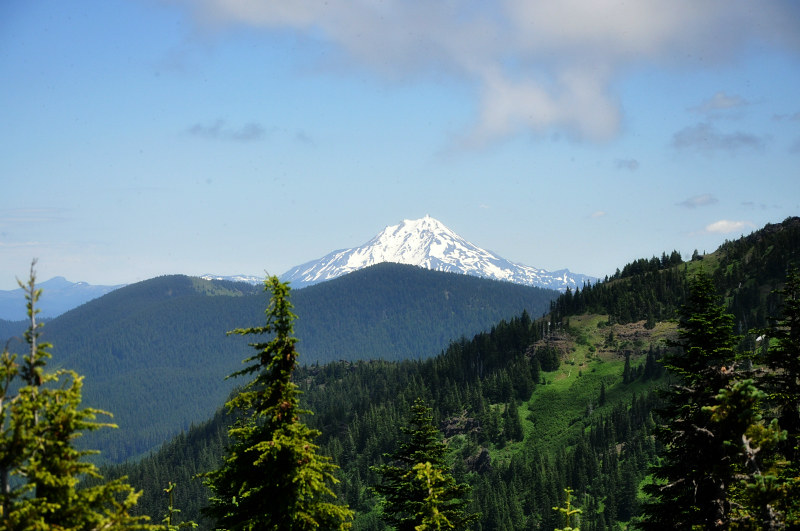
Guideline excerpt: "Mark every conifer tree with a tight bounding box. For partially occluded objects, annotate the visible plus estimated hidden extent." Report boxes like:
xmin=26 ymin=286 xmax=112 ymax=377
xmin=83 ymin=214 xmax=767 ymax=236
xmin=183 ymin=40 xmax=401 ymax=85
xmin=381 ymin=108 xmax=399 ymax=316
xmin=552 ymin=487 xmax=581 ymax=531
xmin=761 ymin=265 xmax=800 ymax=525
xmin=764 ymin=265 xmax=800 ymax=461
xmin=706 ymin=379 xmax=785 ymax=528
xmin=0 ymin=262 xmax=149 ymax=529
xmin=162 ymin=482 xmax=197 ymax=530
xmin=203 ymin=276 xmax=352 ymax=530
xmin=372 ymin=398 xmax=477 ymax=530
xmin=640 ymin=270 xmax=739 ymax=529
xmin=410 ymin=462 xmax=455 ymax=531
xmin=502 ymin=399 xmax=524 ymax=442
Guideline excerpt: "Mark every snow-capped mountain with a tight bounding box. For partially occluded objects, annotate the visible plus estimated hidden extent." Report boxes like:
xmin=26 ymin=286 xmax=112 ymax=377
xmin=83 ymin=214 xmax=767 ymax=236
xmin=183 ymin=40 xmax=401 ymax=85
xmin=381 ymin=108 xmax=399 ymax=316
xmin=280 ymin=215 xmax=596 ymax=291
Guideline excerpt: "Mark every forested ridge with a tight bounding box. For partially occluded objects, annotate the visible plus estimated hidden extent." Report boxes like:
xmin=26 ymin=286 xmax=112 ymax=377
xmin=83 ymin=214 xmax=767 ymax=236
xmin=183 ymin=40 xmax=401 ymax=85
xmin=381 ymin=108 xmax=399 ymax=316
xmin=3 ymin=216 xmax=799 ymax=529
xmin=0 ymin=263 xmax=557 ymax=463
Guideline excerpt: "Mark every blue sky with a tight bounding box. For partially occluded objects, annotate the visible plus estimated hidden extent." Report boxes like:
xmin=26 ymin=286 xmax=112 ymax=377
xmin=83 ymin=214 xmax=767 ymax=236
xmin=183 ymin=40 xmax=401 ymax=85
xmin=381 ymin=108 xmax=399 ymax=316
xmin=1 ymin=0 xmax=799 ymax=290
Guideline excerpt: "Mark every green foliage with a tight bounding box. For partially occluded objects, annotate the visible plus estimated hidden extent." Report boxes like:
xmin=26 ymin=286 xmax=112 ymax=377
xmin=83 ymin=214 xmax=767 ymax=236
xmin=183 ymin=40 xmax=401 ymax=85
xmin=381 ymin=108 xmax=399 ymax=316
xmin=641 ymin=271 xmax=744 ymax=529
xmin=552 ymin=487 xmax=581 ymax=531
xmin=203 ymin=277 xmax=353 ymax=530
xmin=372 ymin=398 xmax=477 ymax=530
xmin=760 ymin=264 xmax=800 ymax=525
xmin=712 ymin=216 xmax=800 ymax=331
xmin=162 ymin=482 xmax=198 ymax=530
xmin=0 ymin=262 xmax=149 ymax=530
xmin=706 ymin=379 xmax=786 ymax=528
xmin=763 ymin=265 xmax=800 ymax=459
xmin=551 ymin=217 xmax=800 ymax=330
xmin=409 ymin=462 xmax=456 ymax=531
xmin=551 ymin=261 xmax=687 ymax=326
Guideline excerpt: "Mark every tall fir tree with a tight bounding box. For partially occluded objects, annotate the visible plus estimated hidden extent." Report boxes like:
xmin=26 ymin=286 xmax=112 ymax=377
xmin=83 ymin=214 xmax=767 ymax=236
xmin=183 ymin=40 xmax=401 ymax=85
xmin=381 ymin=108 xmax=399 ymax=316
xmin=203 ymin=276 xmax=352 ymax=530
xmin=502 ymin=399 xmax=524 ymax=442
xmin=640 ymin=270 xmax=740 ymax=529
xmin=372 ymin=398 xmax=477 ymax=530
xmin=761 ymin=265 xmax=800 ymax=525
xmin=552 ymin=487 xmax=581 ymax=531
xmin=764 ymin=265 xmax=800 ymax=462
xmin=0 ymin=262 xmax=149 ymax=530
xmin=706 ymin=378 xmax=785 ymax=528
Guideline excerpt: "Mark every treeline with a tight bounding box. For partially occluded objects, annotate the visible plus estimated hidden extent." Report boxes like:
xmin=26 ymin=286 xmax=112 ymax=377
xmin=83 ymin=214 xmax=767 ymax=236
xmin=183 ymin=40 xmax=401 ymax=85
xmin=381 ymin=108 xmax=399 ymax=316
xmin=552 ymin=216 xmax=800 ymax=329
xmin=713 ymin=216 xmax=800 ymax=331
xmin=551 ymin=266 xmax=687 ymax=327
xmin=607 ymin=250 xmax=684 ymax=281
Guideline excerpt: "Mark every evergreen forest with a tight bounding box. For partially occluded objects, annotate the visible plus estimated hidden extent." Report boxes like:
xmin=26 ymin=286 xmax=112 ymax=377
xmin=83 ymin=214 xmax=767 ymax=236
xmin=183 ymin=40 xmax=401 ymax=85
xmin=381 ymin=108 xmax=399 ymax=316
xmin=0 ymin=263 xmax=557 ymax=463
xmin=2 ymin=216 xmax=800 ymax=530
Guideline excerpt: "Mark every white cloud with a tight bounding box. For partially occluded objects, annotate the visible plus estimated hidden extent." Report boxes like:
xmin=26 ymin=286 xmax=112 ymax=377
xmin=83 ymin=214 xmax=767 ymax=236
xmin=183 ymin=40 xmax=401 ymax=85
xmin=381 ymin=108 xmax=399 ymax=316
xmin=704 ymin=219 xmax=754 ymax=234
xmin=171 ymin=0 xmax=800 ymax=145
xmin=590 ymin=210 xmax=607 ymax=218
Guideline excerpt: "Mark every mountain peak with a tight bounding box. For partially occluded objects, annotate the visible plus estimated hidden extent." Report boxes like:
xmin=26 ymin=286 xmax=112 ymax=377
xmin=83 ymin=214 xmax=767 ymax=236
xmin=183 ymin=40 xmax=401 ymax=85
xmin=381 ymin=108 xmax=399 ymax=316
xmin=280 ymin=216 xmax=597 ymax=291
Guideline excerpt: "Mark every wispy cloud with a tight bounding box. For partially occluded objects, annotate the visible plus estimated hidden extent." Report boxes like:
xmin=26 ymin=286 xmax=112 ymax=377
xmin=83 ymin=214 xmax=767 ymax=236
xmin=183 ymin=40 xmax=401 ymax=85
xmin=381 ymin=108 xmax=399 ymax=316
xmin=704 ymin=219 xmax=754 ymax=234
xmin=677 ymin=194 xmax=718 ymax=209
xmin=0 ymin=208 xmax=69 ymax=226
xmin=0 ymin=241 xmax=46 ymax=248
xmin=590 ymin=210 xmax=607 ymax=218
xmin=741 ymin=201 xmax=772 ymax=210
xmin=672 ymin=123 xmax=766 ymax=155
xmin=171 ymin=1 xmax=800 ymax=147
xmin=186 ymin=120 xmax=266 ymax=142
xmin=772 ymin=111 xmax=800 ymax=122
xmin=294 ymin=130 xmax=315 ymax=146
xmin=614 ymin=159 xmax=639 ymax=171
xmin=690 ymin=91 xmax=749 ymax=115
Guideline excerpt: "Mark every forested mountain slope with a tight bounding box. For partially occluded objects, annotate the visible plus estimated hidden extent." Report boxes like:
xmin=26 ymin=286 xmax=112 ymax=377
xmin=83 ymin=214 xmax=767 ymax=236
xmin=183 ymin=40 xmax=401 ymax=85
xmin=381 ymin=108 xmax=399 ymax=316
xmin=552 ymin=216 xmax=800 ymax=330
xmin=110 ymin=300 xmax=671 ymax=530
xmin=103 ymin=216 xmax=800 ymax=530
xmin=1 ymin=264 xmax=556 ymax=461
